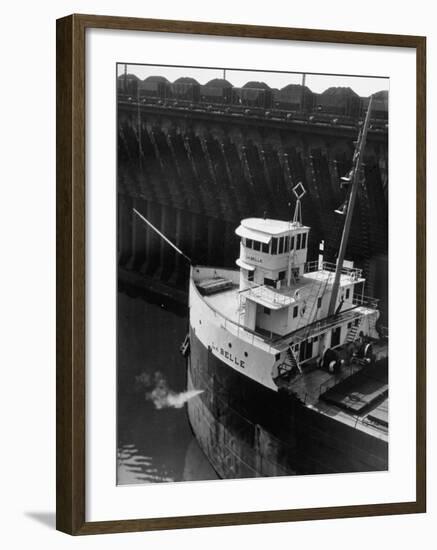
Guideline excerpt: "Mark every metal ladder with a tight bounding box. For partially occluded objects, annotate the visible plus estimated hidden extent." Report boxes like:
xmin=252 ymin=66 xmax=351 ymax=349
xmin=286 ymin=346 xmax=302 ymax=374
xmin=346 ymin=323 xmax=360 ymax=343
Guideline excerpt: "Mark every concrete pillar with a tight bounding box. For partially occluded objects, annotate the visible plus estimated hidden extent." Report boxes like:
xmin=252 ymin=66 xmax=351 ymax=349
xmin=155 ymin=204 xmax=169 ymax=279
xmin=223 ymin=220 xmax=236 ymax=268
xmin=122 ymin=196 xmax=134 ymax=269
xmin=140 ymin=199 xmax=151 ymax=274
xmin=206 ymin=217 xmax=215 ymax=266
xmin=201 ymin=136 xmax=218 ymax=186
xmin=168 ymin=207 xmax=184 ymax=285
xmin=260 ymin=148 xmax=274 ymax=194
xmin=145 ymin=201 xmax=161 ymax=276
xmin=220 ymin=140 xmax=233 ymax=185
xmin=189 ymin=213 xmax=200 ymax=265
xmin=126 ymin=197 xmax=146 ymax=271
xmin=240 ymin=145 xmax=254 ymax=188
xmin=117 ymin=194 xmax=126 ymax=265
xmin=326 ymin=146 xmax=341 ymax=197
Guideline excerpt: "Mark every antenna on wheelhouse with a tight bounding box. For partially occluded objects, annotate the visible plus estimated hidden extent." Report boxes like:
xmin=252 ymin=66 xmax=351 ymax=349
xmin=292 ymin=182 xmax=306 ymax=226
xmin=286 ymin=182 xmax=307 ymax=286
xmin=327 ymin=96 xmax=374 ymax=316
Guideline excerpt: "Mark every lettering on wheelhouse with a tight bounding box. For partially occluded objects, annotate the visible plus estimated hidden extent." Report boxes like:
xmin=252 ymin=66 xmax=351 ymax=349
xmin=210 ymin=342 xmax=246 ymax=369
xmin=246 ymin=255 xmax=263 ymax=264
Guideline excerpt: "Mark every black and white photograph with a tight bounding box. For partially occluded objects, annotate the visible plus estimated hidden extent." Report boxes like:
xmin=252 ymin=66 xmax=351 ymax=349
xmin=116 ymin=63 xmax=389 ymax=485
xmin=1 ymin=0 xmax=432 ymax=544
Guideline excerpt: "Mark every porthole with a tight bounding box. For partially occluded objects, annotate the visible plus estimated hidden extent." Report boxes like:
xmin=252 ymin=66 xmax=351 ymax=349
xmin=244 ymin=352 xmax=248 ymax=357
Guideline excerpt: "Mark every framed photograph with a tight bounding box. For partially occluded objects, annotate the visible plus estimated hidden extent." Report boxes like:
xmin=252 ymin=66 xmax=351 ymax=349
xmin=56 ymin=14 xmax=426 ymax=535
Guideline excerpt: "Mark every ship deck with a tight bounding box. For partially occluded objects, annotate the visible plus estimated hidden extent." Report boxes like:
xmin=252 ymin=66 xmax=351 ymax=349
xmin=202 ymin=278 xmax=375 ymax=350
xmin=276 ymin=350 xmax=389 ymax=441
xmin=203 ymin=284 xmax=243 ymax=325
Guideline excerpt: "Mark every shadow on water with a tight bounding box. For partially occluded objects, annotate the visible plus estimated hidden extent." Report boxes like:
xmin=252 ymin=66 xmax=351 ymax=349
xmin=117 ymin=288 xmax=218 ymax=484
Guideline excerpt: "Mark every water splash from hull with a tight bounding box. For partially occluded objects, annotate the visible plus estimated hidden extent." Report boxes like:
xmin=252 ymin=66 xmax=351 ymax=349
xmin=136 ymin=370 xmax=203 ymax=409
xmin=151 ymin=389 xmax=204 ymax=409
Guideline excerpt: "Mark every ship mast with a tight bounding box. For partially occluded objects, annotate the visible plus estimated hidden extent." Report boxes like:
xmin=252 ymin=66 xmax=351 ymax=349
xmin=327 ymin=96 xmax=374 ymax=316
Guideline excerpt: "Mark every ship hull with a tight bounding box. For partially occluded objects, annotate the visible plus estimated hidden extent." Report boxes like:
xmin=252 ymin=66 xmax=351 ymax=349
xmin=187 ymin=328 xmax=388 ymax=479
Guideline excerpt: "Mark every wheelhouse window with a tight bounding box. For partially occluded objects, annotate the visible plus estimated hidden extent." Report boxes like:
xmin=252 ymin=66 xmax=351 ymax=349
xmin=246 ymin=238 xmax=253 ymax=249
xmin=263 ymin=307 xmax=271 ymax=315
xmin=284 ymin=235 xmax=290 ymax=252
xmin=296 ymin=233 xmax=302 ymax=250
xmin=271 ymin=238 xmax=278 ymax=254
xmin=278 ymin=236 xmax=284 ymax=254
xmin=262 ymin=242 xmax=269 ymax=253
xmin=301 ymin=232 xmax=307 ymax=249
xmin=290 ymin=236 xmax=295 ymax=250
xmin=253 ymin=240 xmax=261 ymax=251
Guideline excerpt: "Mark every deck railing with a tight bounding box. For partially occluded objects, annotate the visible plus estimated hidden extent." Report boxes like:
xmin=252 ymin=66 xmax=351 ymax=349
xmin=241 ymin=283 xmax=293 ymax=307
xmin=304 ymin=260 xmax=362 ymax=281
xmin=270 ymin=307 xmax=364 ymax=347
xmin=352 ymin=294 xmax=379 ymax=308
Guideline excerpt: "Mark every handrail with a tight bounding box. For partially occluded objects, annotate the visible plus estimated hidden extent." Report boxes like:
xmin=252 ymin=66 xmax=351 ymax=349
xmin=270 ymin=306 xmax=362 ymax=346
xmin=304 ymin=260 xmax=363 ymax=280
xmin=352 ymin=294 xmax=379 ymax=308
xmin=244 ymin=284 xmax=293 ymax=306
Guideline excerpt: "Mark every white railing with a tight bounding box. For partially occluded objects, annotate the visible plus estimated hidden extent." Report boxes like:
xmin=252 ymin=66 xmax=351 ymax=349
xmin=272 ymin=307 xmax=366 ymax=347
xmin=304 ymin=260 xmax=362 ymax=281
xmin=241 ymin=282 xmax=293 ymax=307
xmin=352 ymin=294 xmax=379 ymax=308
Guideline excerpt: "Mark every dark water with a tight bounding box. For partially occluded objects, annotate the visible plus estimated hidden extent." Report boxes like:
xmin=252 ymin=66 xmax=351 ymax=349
xmin=116 ymin=290 xmax=218 ymax=484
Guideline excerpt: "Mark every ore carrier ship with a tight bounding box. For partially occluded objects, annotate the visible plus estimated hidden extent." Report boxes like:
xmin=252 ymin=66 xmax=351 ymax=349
xmin=182 ymin=97 xmax=388 ymax=478
xmin=133 ymin=96 xmax=388 ymax=478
